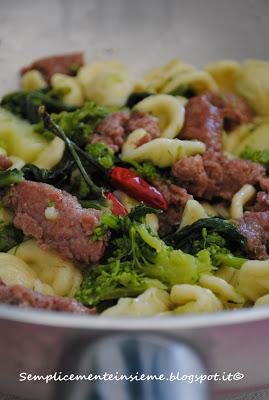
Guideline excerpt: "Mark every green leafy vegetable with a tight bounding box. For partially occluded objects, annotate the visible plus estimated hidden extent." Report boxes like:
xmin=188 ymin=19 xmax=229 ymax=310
xmin=190 ymin=228 xmax=246 ymax=269
xmin=76 ymin=211 xmax=213 ymax=306
xmin=132 ymin=160 xmax=161 ymax=181
xmin=0 ymin=169 xmax=24 ymax=187
xmin=39 ymin=107 xmax=104 ymax=198
xmin=22 ymin=160 xmax=73 ymax=186
xmin=240 ymin=146 xmax=269 ymax=169
xmin=86 ymin=142 xmax=115 ymax=169
xmin=38 ymin=101 xmax=110 ymax=147
xmin=165 ymin=217 xmax=247 ymax=254
xmin=0 ymin=223 xmax=24 ymax=252
xmin=1 ymin=88 xmax=77 ymax=123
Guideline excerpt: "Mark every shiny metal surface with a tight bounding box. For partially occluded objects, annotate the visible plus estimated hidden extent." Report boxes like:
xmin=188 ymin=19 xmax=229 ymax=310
xmin=0 ymin=0 xmax=269 ymax=398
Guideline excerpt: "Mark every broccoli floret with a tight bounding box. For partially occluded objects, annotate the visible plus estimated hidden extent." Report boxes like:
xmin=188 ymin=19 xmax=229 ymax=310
xmin=76 ymin=212 xmax=214 ymax=306
xmin=44 ymin=101 xmax=109 ymax=147
xmin=132 ymin=161 xmax=161 ymax=182
xmin=240 ymin=146 xmax=269 ymax=168
xmin=190 ymin=228 xmax=246 ymax=269
xmin=0 ymin=223 xmax=24 ymax=252
xmin=85 ymin=142 xmax=114 ymax=169
xmin=0 ymin=169 xmax=24 ymax=187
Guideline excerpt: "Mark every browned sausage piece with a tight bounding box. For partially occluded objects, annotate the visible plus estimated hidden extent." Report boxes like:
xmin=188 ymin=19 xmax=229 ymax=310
xmin=3 ymin=181 xmax=108 ymax=265
xmin=0 ymin=280 xmax=95 ymax=314
xmin=91 ymin=111 xmax=129 ymax=152
xmin=235 ymin=211 xmax=269 ymax=260
xmin=172 ymin=151 xmax=266 ymax=201
xmin=91 ymin=110 xmax=161 ymax=152
xmin=20 ymin=52 xmax=84 ymax=81
xmin=204 ymin=92 xmax=253 ymax=131
xmin=0 ymin=154 xmax=12 ymax=170
xmin=151 ymin=178 xmax=192 ymax=235
xmin=180 ymin=95 xmax=223 ymax=151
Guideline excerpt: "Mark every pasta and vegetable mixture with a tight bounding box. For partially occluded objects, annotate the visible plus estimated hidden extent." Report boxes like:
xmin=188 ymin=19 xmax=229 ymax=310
xmin=1 ymin=53 xmax=269 ymax=316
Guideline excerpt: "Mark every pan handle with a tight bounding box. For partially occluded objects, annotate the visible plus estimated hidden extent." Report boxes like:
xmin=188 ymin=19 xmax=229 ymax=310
xmin=56 ymin=333 xmax=211 ymax=400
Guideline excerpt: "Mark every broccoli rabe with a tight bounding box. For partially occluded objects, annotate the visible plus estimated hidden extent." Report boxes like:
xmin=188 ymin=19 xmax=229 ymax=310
xmin=0 ymin=169 xmax=24 ymax=187
xmin=240 ymin=146 xmax=269 ymax=169
xmin=1 ymin=88 xmax=77 ymax=123
xmin=0 ymin=223 xmax=24 ymax=252
xmin=85 ymin=142 xmax=114 ymax=169
xmin=38 ymin=101 xmax=110 ymax=147
xmin=75 ymin=208 xmax=214 ymax=306
xmin=132 ymin=160 xmax=161 ymax=182
xmin=190 ymin=228 xmax=246 ymax=269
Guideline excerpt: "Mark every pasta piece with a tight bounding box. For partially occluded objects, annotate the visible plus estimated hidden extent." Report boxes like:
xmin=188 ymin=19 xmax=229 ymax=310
xmin=9 ymin=240 xmax=82 ymax=297
xmin=0 ymin=253 xmax=53 ymax=296
xmin=8 ymin=156 xmax=25 ymax=170
xmin=143 ymin=58 xmax=191 ymax=92
xmin=0 ymin=253 xmax=35 ymax=289
xmin=103 ymin=288 xmax=172 ymax=316
xmin=235 ymin=259 xmax=269 ymax=302
xmin=77 ymin=60 xmax=134 ymax=107
xmin=254 ymin=294 xmax=269 ymax=307
xmin=122 ymin=129 xmax=205 ymax=167
xmin=215 ymin=266 xmax=237 ymax=284
xmin=235 ymin=60 xmax=269 ymax=116
xmin=231 ymin=120 xmax=269 ymax=156
xmin=199 ymin=273 xmax=245 ymax=305
xmin=51 ymin=73 xmax=84 ymax=106
xmin=204 ymin=60 xmax=241 ymax=92
xmin=222 ymin=121 xmax=256 ymax=154
xmin=170 ymin=284 xmax=223 ymax=314
xmin=179 ymin=199 xmax=208 ymax=229
xmin=134 ymin=94 xmax=185 ymax=138
xmin=230 ymin=184 xmax=256 ymax=219
xmin=145 ymin=214 xmax=159 ymax=234
xmin=33 ymin=137 xmax=65 ymax=169
xmin=21 ymin=70 xmax=47 ymax=91
xmin=162 ymin=70 xmax=218 ymax=94
xmin=0 ymin=108 xmax=48 ymax=162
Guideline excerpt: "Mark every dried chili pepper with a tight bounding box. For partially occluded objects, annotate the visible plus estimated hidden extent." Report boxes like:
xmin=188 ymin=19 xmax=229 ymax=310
xmin=110 ymin=167 xmax=168 ymax=210
xmin=104 ymin=192 xmax=128 ymax=216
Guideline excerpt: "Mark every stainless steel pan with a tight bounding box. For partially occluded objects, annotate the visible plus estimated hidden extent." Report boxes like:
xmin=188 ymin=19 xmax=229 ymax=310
xmin=0 ymin=1 xmax=269 ymax=399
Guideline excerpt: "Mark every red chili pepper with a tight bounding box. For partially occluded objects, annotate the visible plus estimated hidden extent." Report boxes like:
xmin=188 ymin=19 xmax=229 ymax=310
xmin=105 ymin=192 xmax=128 ymax=216
xmin=110 ymin=167 xmax=168 ymax=210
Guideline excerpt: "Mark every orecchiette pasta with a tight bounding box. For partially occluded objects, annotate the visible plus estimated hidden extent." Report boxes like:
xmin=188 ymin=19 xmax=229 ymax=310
xmin=51 ymin=73 xmax=84 ymax=106
xmin=103 ymin=288 xmax=172 ymax=316
xmin=235 ymin=259 xmax=269 ymax=302
xmin=0 ymin=253 xmax=53 ymax=296
xmin=143 ymin=58 xmax=191 ymax=92
xmin=170 ymin=284 xmax=223 ymax=314
xmin=122 ymin=129 xmax=205 ymax=168
xmin=9 ymin=240 xmax=82 ymax=297
xmin=204 ymin=60 xmax=241 ymax=92
xmin=230 ymin=184 xmax=256 ymax=219
xmin=133 ymin=94 xmax=185 ymax=138
xmin=21 ymin=69 xmax=47 ymax=91
xmin=254 ymin=294 xmax=269 ymax=307
xmin=77 ymin=60 xmax=134 ymax=107
xmin=8 ymin=156 xmax=25 ymax=170
xmin=199 ymin=273 xmax=245 ymax=305
xmin=162 ymin=70 xmax=218 ymax=95
xmin=0 ymin=108 xmax=48 ymax=162
xmin=235 ymin=60 xmax=269 ymax=116
xmin=33 ymin=137 xmax=65 ymax=169
xmin=179 ymin=199 xmax=208 ymax=229
xmin=215 ymin=266 xmax=237 ymax=285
